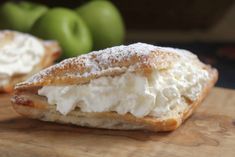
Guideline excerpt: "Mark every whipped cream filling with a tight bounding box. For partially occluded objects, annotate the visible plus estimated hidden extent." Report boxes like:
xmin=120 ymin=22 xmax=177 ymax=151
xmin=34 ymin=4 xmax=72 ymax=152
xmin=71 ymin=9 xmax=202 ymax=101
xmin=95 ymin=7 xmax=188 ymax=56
xmin=0 ymin=32 xmax=45 ymax=82
xmin=38 ymin=61 xmax=210 ymax=118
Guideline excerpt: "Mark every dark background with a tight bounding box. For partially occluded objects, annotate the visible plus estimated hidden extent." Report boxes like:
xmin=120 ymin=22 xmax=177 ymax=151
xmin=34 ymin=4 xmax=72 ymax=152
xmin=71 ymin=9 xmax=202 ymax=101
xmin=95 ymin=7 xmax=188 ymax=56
xmin=1 ymin=0 xmax=235 ymax=89
xmin=3 ymin=0 xmax=233 ymax=31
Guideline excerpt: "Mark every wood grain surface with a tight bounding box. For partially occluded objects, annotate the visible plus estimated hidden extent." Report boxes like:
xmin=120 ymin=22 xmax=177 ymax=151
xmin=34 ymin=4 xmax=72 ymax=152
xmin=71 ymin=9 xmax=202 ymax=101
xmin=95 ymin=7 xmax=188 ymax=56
xmin=0 ymin=87 xmax=234 ymax=157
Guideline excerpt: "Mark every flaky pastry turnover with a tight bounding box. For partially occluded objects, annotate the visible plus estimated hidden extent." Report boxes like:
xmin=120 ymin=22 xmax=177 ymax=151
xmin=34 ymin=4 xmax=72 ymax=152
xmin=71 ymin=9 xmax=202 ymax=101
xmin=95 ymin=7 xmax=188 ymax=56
xmin=0 ymin=30 xmax=61 ymax=93
xmin=12 ymin=43 xmax=218 ymax=132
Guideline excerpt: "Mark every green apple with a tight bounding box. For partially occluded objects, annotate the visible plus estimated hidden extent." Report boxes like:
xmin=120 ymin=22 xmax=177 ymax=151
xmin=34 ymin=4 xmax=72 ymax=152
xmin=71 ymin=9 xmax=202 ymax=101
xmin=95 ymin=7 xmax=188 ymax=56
xmin=31 ymin=8 xmax=92 ymax=57
xmin=0 ymin=1 xmax=48 ymax=32
xmin=75 ymin=0 xmax=125 ymax=50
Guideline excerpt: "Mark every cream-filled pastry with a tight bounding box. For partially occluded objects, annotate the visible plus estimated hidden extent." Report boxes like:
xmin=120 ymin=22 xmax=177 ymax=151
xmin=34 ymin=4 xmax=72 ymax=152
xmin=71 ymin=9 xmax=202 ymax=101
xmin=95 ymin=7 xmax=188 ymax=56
xmin=12 ymin=43 xmax=218 ymax=132
xmin=0 ymin=30 xmax=61 ymax=93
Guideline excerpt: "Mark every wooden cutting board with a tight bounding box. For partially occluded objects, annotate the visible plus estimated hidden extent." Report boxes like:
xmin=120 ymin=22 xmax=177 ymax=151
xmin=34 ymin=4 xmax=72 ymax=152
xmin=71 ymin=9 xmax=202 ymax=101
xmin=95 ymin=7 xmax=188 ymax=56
xmin=0 ymin=87 xmax=234 ymax=157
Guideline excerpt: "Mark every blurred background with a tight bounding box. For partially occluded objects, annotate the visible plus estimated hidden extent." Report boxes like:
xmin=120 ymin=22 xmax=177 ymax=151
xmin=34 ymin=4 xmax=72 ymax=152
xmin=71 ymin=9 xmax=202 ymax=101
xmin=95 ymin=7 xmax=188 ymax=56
xmin=1 ymin=0 xmax=235 ymax=89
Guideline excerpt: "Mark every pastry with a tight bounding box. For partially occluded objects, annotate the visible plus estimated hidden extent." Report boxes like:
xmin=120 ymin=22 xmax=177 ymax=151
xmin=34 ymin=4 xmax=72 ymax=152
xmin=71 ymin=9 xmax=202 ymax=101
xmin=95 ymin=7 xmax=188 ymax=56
xmin=12 ymin=43 xmax=218 ymax=132
xmin=0 ymin=30 xmax=61 ymax=93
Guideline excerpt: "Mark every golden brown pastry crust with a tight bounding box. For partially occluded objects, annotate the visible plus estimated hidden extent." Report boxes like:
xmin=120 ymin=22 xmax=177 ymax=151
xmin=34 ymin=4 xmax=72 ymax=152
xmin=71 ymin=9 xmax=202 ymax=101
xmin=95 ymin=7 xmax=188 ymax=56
xmin=15 ymin=44 xmax=180 ymax=90
xmin=0 ymin=31 xmax=61 ymax=93
xmin=12 ymin=43 xmax=218 ymax=132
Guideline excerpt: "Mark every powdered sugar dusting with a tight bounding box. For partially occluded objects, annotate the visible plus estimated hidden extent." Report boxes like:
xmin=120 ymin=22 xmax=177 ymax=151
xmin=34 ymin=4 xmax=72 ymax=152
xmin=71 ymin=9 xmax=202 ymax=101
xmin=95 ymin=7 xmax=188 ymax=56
xmin=16 ymin=43 xmax=193 ymax=88
xmin=94 ymin=42 xmax=156 ymax=61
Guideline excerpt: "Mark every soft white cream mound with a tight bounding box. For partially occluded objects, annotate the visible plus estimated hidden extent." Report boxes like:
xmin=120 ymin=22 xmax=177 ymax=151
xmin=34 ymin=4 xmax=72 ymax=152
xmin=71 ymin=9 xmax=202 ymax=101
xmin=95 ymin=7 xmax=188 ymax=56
xmin=0 ymin=31 xmax=45 ymax=85
xmin=38 ymin=61 xmax=210 ymax=118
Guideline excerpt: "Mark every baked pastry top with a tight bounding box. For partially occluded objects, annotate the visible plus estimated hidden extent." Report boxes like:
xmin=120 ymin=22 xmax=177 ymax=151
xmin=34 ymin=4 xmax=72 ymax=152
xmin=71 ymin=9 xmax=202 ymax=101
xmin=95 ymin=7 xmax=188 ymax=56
xmin=0 ymin=30 xmax=61 ymax=93
xmin=16 ymin=43 xmax=203 ymax=88
xmin=13 ymin=43 xmax=218 ymax=132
